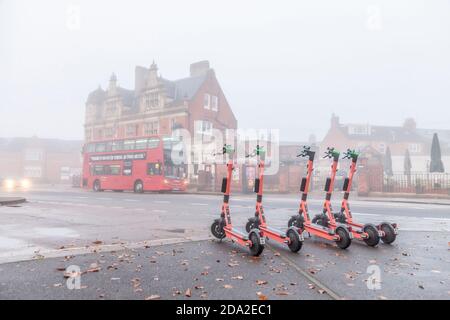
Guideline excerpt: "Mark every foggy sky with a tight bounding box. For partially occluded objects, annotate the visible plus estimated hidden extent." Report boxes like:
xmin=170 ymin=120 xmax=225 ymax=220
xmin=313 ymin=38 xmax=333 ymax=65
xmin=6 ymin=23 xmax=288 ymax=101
xmin=1 ymin=0 xmax=450 ymax=142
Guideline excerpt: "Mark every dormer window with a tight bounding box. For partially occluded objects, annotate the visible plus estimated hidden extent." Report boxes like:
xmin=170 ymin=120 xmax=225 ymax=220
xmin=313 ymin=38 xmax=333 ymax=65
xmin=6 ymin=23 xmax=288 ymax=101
xmin=211 ymin=95 xmax=219 ymax=111
xmin=204 ymin=93 xmax=210 ymax=109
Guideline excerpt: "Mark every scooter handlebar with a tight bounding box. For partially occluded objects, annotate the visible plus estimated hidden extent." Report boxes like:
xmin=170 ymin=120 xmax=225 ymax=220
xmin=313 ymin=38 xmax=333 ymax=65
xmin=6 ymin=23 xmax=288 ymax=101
xmin=213 ymin=144 xmax=234 ymax=156
xmin=296 ymin=145 xmax=311 ymax=157
xmin=342 ymin=149 xmax=359 ymax=160
xmin=323 ymin=147 xmax=340 ymax=159
xmin=246 ymin=145 xmax=265 ymax=158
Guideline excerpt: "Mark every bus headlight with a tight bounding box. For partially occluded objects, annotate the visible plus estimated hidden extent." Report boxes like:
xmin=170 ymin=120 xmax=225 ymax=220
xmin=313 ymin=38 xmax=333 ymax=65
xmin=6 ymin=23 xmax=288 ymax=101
xmin=183 ymin=179 xmax=188 ymax=185
xmin=163 ymin=179 xmax=169 ymax=184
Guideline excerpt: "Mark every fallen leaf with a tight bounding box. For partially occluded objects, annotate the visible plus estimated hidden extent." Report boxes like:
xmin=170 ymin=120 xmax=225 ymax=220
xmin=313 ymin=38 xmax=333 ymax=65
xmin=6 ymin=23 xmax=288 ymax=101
xmin=275 ymin=291 xmax=289 ymax=296
xmin=185 ymin=288 xmax=192 ymax=297
xmin=256 ymin=280 xmax=268 ymax=285
xmin=92 ymin=240 xmax=103 ymax=245
xmin=53 ymin=283 xmax=62 ymax=287
xmin=318 ymin=289 xmax=326 ymax=294
xmin=378 ymin=295 xmax=388 ymax=300
xmin=145 ymin=295 xmax=160 ymax=300
xmin=256 ymin=292 xmax=268 ymax=300
xmin=418 ymin=284 xmax=424 ymax=290
xmin=216 ymin=278 xmax=224 ymax=282
xmin=231 ymin=275 xmax=243 ymax=280
xmin=223 ymin=284 xmax=233 ymax=289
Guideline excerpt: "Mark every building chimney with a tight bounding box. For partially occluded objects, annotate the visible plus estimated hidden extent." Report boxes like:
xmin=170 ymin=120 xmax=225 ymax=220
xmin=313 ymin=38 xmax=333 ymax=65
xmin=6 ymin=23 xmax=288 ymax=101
xmin=135 ymin=66 xmax=147 ymax=94
xmin=331 ymin=113 xmax=340 ymax=129
xmin=190 ymin=60 xmax=210 ymax=77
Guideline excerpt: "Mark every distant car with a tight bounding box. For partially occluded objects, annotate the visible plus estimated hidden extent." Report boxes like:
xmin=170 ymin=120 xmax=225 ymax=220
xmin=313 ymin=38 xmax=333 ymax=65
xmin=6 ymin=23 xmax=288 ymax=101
xmin=1 ymin=177 xmax=32 ymax=190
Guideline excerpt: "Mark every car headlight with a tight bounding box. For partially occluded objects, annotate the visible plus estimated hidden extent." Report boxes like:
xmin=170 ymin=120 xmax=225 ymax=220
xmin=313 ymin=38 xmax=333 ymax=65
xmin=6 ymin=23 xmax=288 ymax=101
xmin=4 ymin=179 xmax=15 ymax=189
xmin=163 ymin=179 xmax=169 ymax=184
xmin=21 ymin=179 xmax=31 ymax=188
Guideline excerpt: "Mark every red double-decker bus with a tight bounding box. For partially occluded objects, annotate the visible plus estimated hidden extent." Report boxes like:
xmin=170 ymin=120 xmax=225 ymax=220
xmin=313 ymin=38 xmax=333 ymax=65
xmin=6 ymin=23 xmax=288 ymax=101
xmin=81 ymin=136 xmax=187 ymax=192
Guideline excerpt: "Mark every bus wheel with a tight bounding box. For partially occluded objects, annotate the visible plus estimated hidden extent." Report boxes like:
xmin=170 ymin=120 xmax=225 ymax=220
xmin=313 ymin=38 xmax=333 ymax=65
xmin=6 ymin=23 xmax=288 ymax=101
xmin=134 ymin=180 xmax=144 ymax=193
xmin=93 ymin=180 xmax=101 ymax=192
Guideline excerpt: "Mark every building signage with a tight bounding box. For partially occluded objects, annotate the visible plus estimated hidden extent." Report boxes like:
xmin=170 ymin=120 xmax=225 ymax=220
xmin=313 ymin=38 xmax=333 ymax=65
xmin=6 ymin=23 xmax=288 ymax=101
xmin=90 ymin=152 xmax=146 ymax=162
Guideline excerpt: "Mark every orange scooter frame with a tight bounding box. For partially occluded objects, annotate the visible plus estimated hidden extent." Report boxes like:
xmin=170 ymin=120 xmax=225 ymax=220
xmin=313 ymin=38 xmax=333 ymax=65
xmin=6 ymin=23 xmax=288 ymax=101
xmin=210 ymin=145 xmax=265 ymax=256
xmin=334 ymin=149 xmax=398 ymax=245
xmin=288 ymin=146 xmax=352 ymax=249
xmin=245 ymin=146 xmax=303 ymax=252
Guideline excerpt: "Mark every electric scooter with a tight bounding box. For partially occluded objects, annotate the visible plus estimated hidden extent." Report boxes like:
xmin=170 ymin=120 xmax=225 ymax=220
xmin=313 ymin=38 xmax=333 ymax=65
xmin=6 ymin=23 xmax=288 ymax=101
xmin=288 ymin=146 xmax=352 ymax=249
xmin=334 ymin=149 xmax=398 ymax=245
xmin=210 ymin=144 xmax=265 ymax=256
xmin=244 ymin=145 xmax=303 ymax=252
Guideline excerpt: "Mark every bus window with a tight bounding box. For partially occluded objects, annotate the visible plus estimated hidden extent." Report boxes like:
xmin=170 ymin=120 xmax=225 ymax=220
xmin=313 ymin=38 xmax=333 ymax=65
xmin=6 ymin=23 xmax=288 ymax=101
xmin=124 ymin=140 xmax=135 ymax=150
xmin=112 ymin=140 xmax=124 ymax=151
xmin=147 ymin=162 xmax=162 ymax=176
xmin=105 ymin=141 xmax=113 ymax=152
xmin=86 ymin=143 xmax=95 ymax=153
xmin=109 ymin=165 xmax=121 ymax=175
xmin=93 ymin=165 xmax=104 ymax=175
xmin=135 ymin=139 xmax=147 ymax=150
xmin=147 ymin=138 xmax=160 ymax=149
xmin=165 ymin=164 xmax=185 ymax=178
xmin=123 ymin=160 xmax=132 ymax=176
xmin=95 ymin=143 xmax=106 ymax=152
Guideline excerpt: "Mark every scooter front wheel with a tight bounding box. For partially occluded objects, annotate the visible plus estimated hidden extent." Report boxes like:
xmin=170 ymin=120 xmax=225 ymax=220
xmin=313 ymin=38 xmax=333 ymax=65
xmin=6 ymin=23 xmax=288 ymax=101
xmin=286 ymin=229 xmax=302 ymax=253
xmin=335 ymin=227 xmax=352 ymax=249
xmin=211 ymin=220 xmax=226 ymax=239
xmin=248 ymin=231 xmax=264 ymax=256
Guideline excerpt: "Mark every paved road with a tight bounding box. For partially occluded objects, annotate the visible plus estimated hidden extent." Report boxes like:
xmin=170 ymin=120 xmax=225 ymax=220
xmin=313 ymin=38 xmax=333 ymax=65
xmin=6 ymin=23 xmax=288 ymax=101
xmin=0 ymin=188 xmax=449 ymax=299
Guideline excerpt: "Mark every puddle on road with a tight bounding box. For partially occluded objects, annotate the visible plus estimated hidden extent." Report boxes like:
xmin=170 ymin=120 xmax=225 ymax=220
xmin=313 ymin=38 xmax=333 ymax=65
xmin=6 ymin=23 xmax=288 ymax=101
xmin=0 ymin=236 xmax=26 ymax=248
xmin=33 ymin=227 xmax=80 ymax=238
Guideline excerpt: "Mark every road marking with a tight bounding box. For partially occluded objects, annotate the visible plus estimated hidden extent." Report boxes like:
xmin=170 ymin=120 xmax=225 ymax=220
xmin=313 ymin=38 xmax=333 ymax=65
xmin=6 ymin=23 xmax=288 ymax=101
xmin=75 ymin=196 xmax=88 ymax=199
xmin=154 ymin=200 xmax=170 ymax=204
xmin=424 ymin=217 xmax=450 ymax=222
xmin=124 ymin=199 xmax=138 ymax=202
xmin=152 ymin=209 xmax=167 ymax=213
xmin=190 ymin=203 xmax=208 ymax=206
xmin=96 ymin=197 xmax=113 ymax=200
xmin=351 ymin=212 xmax=380 ymax=217
xmin=267 ymin=245 xmax=341 ymax=300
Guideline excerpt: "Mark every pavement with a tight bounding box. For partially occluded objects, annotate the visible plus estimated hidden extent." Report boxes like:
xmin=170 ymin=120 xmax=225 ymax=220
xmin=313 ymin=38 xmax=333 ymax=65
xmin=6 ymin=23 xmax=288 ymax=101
xmin=0 ymin=187 xmax=449 ymax=299
xmin=0 ymin=197 xmax=26 ymax=206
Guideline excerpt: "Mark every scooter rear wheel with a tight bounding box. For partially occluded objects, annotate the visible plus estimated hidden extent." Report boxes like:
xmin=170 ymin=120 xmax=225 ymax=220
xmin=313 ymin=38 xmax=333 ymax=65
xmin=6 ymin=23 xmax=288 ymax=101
xmin=248 ymin=231 xmax=264 ymax=256
xmin=363 ymin=224 xmax=380 ymax=247
xmin=335 ymin=227 xmax=351 ymax=249
xmin=211 ymin=220 xmax=226 ymax=240
xmin=288 ymin=215 xmax=304 ymax=228
xmin=245 ymin=218 xmax=257 ymax=233
xmin=286 ymin=229 xmax=302 ymax=253
xmin=380 ymin=223 xmax=396 ymax=244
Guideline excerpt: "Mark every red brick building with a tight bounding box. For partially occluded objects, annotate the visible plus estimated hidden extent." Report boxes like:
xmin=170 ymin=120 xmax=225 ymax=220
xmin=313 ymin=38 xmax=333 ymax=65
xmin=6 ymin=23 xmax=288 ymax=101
xmin=84 ymin=60 xmax=237 ymax=142
xmin=320 ymin=114 xmax=450 ymax=173
xmin=0 ymin=137 xmax=83 ymax=184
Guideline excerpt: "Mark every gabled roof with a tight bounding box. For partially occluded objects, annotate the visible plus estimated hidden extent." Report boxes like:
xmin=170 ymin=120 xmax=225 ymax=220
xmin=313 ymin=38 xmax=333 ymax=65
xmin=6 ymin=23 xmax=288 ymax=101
xmin=87 ymin=69 xmax=209 ymax=108
xmin=341 ymin=125 xmax=426 ymax=143
xmin=0 ymin=137 xmax=83 ymax=153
